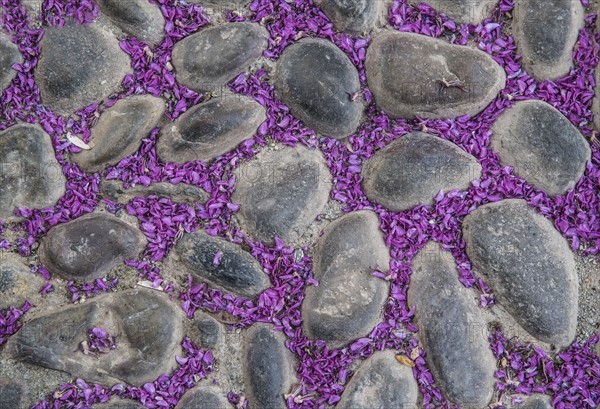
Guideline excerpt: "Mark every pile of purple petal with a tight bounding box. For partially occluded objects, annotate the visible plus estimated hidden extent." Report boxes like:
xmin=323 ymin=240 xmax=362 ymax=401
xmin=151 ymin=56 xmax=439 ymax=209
xmin=80 ymin=327 xmax=117 ymax=356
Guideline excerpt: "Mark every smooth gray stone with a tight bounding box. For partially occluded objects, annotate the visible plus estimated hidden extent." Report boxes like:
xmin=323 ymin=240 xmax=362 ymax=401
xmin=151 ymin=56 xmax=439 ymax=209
xmin=366 ymin=31 xmax=506 ymax=119
xmin=314 ymin=0 xmax=381 ymax=34
xmin=97 ymin=0 xmax=165 ymax=47
xmin=463 ymin=199 xmax=578 ymax=347
xmin=175 ymin=384 xmax=228 ymax=409
xmin=0 ymin=253 xmax=45 ymax=309
xmin=0 ymin=32 xmax=21 ymax=91
xmin=491 ymin=100 xmax=591 ymax=196
xmin=426 ymin=0 xmax=498 ymax=24
xmin=100 ymin=180 xmax=209 ymax=204
xmin=0 ymin=124 xmax=66 ymax=221
xmin=361 ymin=132 xmax=482 ymax=211
xmin=302 ymin=210 xmax=390 ymax=348
xmin=156 ymin=96 xmax=265 ymax=164
xmin=513 ymin=0 xmax=584 ymax=80
xmin=172 ymin=22 xmax=268 ymax=92
xmin=408 ymin=242 xmax=495 ymax=409
xmin=39 ymin=213 xmax=147 ymax=282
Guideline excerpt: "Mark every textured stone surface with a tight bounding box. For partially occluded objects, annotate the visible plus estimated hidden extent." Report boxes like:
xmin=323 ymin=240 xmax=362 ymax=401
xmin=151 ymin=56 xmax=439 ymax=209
xmin=275 ymin=38 xmax=363 ymax=139
xmin=303 ymin=211 xmax=390 ymax=348
xmin=362 ymin=132 xmax=482 ymax=211
xmin=491 ymin=100 xmax=590 ymax=196
xmin=100 ymin=180 xmax=209 ymax=204
xmin=520 ymin=395 xmax=553 ymax=409
xmin=0 ymin=32 xmax=21 ymax=91
xmin=513 ymin=0 xmax=584 ymax=80
xmin=337 ymin=350 xmax=418 ymax=409
xmin=0 ymin=124 xmax=66 ymax=221
xmin=39 ymin=213 xmax=147 ymax=282
xmin=157 ymin=96 xmax=265 ymax=164
xmin=94 ymin=399 xmax=146 ymax=409
xmin=463 ymin=199 xmax=578 ymax=346
xmin=427 ymin=0 xmax=497 ymax=24
xmin=73 ymin=95 xmax=165 ymax=172
xmin=8 ymin=289 xmax=184 ymax=386
xmin=232 ymin=146 xmax=332 ymax=245
xmin=314 ymin=0 xmax=381 ymax=34
xmin=171 ymin=230 xmax=270 ymax=298
xmin=408 ymin=242 xmax=496 ymax=408
xmin=0 ymin=254 xmax=45 ymax=310
xmin=175 ymin=384 xmax=228 ymax=409
xmin=243 ymin=324 xmax=295 ymax=409
xmin=97 ymin=0 xmax=165 ymax=47
xmin=36 ymin=21 xmax=131 ymax=115
xmin=194 ymin=312 xmax=222 ymax=349
xmin=366 ymin=31 xmax=506 ymax=119
xmin=0 ymin=378 xmax=22 ymax=409
xmin=172 ymin=22 xmax=268 ymax=92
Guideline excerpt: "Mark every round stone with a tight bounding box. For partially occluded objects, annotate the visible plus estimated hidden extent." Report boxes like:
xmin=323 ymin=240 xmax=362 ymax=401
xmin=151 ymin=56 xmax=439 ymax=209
xmin=97 ymin=0 xmax=165 ymax=47
xmin=314 ymin=0 xmax=381 ymax=34
xmin=0 ymin=31 xmax=22 ymax=91
xmin=175 ymin=385 xmax=228 ymax=409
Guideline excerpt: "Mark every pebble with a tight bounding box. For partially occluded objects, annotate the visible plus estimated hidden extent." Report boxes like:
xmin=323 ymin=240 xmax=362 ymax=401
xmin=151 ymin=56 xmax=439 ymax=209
xmin=314 ymin=0 xmax=381 ymax=34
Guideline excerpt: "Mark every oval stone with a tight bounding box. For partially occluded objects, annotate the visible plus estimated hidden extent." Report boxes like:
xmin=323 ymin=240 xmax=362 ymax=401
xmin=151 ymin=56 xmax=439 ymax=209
xmin=232 ymin=145 xmax=332 ymax=245
xmin=175 ymin=385 xmax=228 ymax=409
xmin=157 ymin=96 xmax=265 ymax=164
xmin=513 ymin=0 xmax=584 ymax=80
xmin=491 ymin=100 xmax=591 ymax=197
xmin=337 ymin=350 xmax=418 ymax=409
xmin=361 ymin=132 xmax=482 ymax=212
xmin=302 ymin=210 xmax=390 ymax=348
xmin=36 ymin=21 xmax=131 ymax=115
xmin=366 ymin=32 xmax=506 ymax=119
xmin=314 ymin=0 xmax=381 ymax=34
xmin=463 ymin=199 xmax=578 ymax=347
xmin=0 ymin=31 xmax=22 ymax=91
xmin=275 ymin=38 xmax=364 ymax=139
xmin=170 ymin=230 xmax=270 ymax=298
xmin=243 ymin=324 xmax=296 ymax=409
xmin=408 ymin=242 xmax=496 ymax=408
xmin=39 ymin=213 xmax=147 ymax=282
xmin=8 ymin=288 xmax=184 ymax=386
xmin=426 ymin=0 xmax=497 ymax=24
xmin=172 ymin=22 xmax=268 ymax=92
xmin=73 ymin=95 xmax=165 ymax=172
xmin=0 ymin=124 xmax=66 ymax=221
xmin=97 ymin=0 xmax=165 ymax=47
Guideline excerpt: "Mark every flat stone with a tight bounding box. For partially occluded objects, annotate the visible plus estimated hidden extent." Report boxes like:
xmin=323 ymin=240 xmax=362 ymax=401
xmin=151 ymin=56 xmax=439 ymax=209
xmin=100 ymin=180 xmax=209 ymax=204
xmin=337 ymin=350 xmax=418 ymax=409
xmin=232 ymin=146 xmax=332 ymax=245
xmin=171 ymin=230 xmax=270 ymax=298
xmin=0 ymin=378 xmax=22 ymax=409
xmin=0 ymin=124 xmax=66 ymax=221
xmin=8 ymin=288 xmax=184 ymax=386
xmin=362 ymin=132 xmax=482 ymax=212
xmin=175 ymin=384 xmax=228 ymax=409
xmin=314 ymin=0 xmax=381 ymax=34
xmin=302 ymin=210 xmax=390 ymax=348
xmin=491 ymin=100 xmax=591 ymax=196
xmin=463 ymin=199 xmax=578 ymax=346
xmin=39 ymin=213 xmax=147 ymax=282
xmin=73 ymin=95 xmax=165 ymax=172
xmin=0 ymin=253 xmax=45 ymax=310
xmin=97 ymin=0 xmax=165 ymax=47
xmin=275 ymin=38 xmax=363 ymax=139
xmin=408 ymin=242 xmax=496 ymax=408
xmin=195 ymin=312 xmax=222 ymax=349
xmin=37 ymin=21 xmax=131 ymax=115
xmin=156 ymin=96 xmax=265 ymax=164
xmin=0 ymin=32 xmax=21 ymax=91
xmin=426 ymin=0 xmax=498 ymax=24
xmin=94 ymin=399 xmax=146 ymax=409
xmin=243 ymin=323 xmax=295 ymax=409
xmin=172 ymin=22 xmax=268 ymax=92
xmin=366 ymin=31 xmax=506 ymax=119
xmin=520 ymin=396 xmax=553 ymax=409
xmin=513 ymin=0 xmax=584 ymax=80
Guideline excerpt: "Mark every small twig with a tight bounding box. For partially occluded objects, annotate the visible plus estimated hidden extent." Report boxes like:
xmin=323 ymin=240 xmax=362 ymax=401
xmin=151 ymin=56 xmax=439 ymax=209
xmin=439 ymin=77 xmax=467 ymax=92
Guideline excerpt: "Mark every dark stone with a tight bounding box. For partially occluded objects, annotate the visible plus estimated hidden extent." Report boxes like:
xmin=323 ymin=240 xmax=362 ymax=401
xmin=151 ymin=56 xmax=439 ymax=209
xmin=39 ymin=213 xmax=147 ymax=282
xmin=366 ymin=31 xmax=506 ymax=119
xmin=100 ymin=180 xmax=209 ymax=204
xmin=595 ymin=67 xmax=600 ymax=131
xmin=408 ymin=242 xmax=496 ymax=408
xmin=275 ymin=38 xmax=363 ymax=139
xmin=513 ymin=0 xmax=584 ymax=80
xmin=175 ymin=385 xmax=228 ymax=409
xmin=156 ymin=96 xmax=266 ymax=164
xmin=0 ymin=378 xmax=22 ymax=409
xmin=97 ymin=0 xmax=165 ymax=47
xmin=232 ymin=146 xmax=332 ymax=245
xmin=314 ymin=0 xmax=381 ymax=34
xmin=520 ymin=396 xmax=552 ymax=409
xmin=94 ymin=399 xmax=146 ymax=409
xmin=243 ymin=324 xmax=295 ymax=409
xmin=361 ymin=132 xmax=482 ymax=212
xmin=463 ymin=199 xmax=578 ymax=347
xmin=426 ymin=0 xmax=497 ymax=24
xmin=73 ymin=95 xmax=165 ymax=172
xmin=171 ymin=230 xmax=270 ymax=298
xmin=0 ymin=253 xmax=45 ymax=309
xmin=0 ymin=32 xmax=21 ymax=91
xmin=172 ymin=22 xmax=268 ymax=92
xmin=302 ymin=211 xmax=390 ymax=348
xmin=337 ymin=351 xmax=418 ymax=409
xmin=195 ymin=312 xmax=222 ymax=349
xmin=490 ymin=100 xmax=590 ymax=196
xmin=8 ymin=288 xmax=184 ymax=386
xmin=36 ymin=21 xmax=131 ymax=115
xmin=0 ymin=124 xmax=66 ymax=221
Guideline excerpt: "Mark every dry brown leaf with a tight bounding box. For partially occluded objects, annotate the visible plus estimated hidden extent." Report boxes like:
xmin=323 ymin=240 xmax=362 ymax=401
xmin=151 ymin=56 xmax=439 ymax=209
xmin=395 ymin=354 xmax=415 ymax=368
